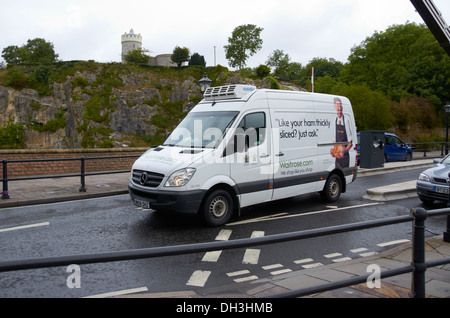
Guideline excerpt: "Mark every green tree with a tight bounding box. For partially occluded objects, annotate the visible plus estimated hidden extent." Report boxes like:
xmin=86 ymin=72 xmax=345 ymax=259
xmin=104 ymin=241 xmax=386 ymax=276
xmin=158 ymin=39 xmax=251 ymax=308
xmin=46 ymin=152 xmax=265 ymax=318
xmin=224 ymin=24 xmax=263 ymax=72
xmin=124 ymin=48 xmax=150 ymax=64
xmin=342 ymin=22 xmax=450 ymax=107
xmin=266 ymin=50 xmax=303 ymax=81
xmin=1 ymin=45 xmax=26 ymax=66
xmin=171 ymin=46 xmax=190 ymax=69
xmin=255 ymin=64 xmax=270 ymax=78
xmin=24 ymin=38 xmax=59 ymax=64
xmin=334 ymin=83 xmax=394 ymax=131
xmin=266 ymin=49 xmax=290 ymax=78
xmin=189 ymin=53 xmax=206 ymax=66
xmin=300 ymin=57 xmax=343 ymax=89
xmin=2 ymin=38 xmax=59 ymax=66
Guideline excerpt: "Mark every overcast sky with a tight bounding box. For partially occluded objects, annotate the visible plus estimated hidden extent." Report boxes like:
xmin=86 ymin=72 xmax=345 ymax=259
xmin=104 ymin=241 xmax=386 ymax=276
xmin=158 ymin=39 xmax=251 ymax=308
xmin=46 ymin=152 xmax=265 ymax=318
xmin=1 ymin=0 xmax=449 ymax=69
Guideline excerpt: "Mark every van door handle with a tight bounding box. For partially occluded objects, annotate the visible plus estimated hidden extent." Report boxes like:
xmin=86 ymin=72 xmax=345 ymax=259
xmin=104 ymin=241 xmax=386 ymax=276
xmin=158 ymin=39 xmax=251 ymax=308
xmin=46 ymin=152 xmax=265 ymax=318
xmin=276 ymin=152 xmax=284 ymax=157
xmin=260 ymin=154 xmax=270 ymax=158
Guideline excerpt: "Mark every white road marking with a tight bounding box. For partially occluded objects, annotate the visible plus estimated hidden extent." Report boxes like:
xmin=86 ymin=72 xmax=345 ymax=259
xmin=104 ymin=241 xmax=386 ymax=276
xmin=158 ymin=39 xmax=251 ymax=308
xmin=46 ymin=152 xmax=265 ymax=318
xmin=0 ymin=222 xmax=49 ymax=233
xmin=226 ymin=203 xmax=382 ymax=225
xmin=186 ymin=270 xmax=211 ymax=287
xmin=324 ymin=252 xmax=342 ymax=258
xmin=202 ymin=251 xmax=222 ymax=262
xmin=233 ymin=275 xmax=258 ymax=283
xmin=242 ymin=249 xmax=260 ymax=264
xmin=250 ymin=230 xmax=265 ymax=238
xmin=201 ymin=229 xmax=233 ymax=262
xmin=270 ymin=268 xmax=292 ymax=276
xmin=332 ymin=257 xmax=352 ymax=263
xmin=360 ymin=251 xmax=378 ymax=257
xmin=302 ymin=262 xmax=323 ymax=269
xmin=241 ymin=231 xmax=264 ymax=264
xmin=227 ymin=270 xmax=250 ymax=277
xmin=226 ymin=270 xmax=258 ymax=283
xmin=262 ymin=264 xmax=283 ymax=270
xmin=294 ymin=258 xmax=314 ymax=264
xmin=350 ymin=247 xmax=368 ymax=253
xmin=216 ymin=229 xmax=232 ymax=241
xmin=377 ymin=239 xmax=410 ymax=247
xmin=84 ymin=287 xmax=148 ymax=298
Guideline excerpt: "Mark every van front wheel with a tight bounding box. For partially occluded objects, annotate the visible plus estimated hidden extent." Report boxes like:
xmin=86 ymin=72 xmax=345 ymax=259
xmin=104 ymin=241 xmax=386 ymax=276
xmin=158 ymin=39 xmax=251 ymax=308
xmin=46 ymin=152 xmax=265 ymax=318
xmin=321 ymin=174 xmax=342 ymax=203
xmin=202 ymin=190 xmax=234 ymax=227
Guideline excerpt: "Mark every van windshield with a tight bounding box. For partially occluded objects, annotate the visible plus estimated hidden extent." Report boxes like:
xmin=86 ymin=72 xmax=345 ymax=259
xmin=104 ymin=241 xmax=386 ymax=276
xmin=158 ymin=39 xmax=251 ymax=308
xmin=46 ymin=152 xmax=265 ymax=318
xmin=163 ymin=111 xmax=239 ymax=148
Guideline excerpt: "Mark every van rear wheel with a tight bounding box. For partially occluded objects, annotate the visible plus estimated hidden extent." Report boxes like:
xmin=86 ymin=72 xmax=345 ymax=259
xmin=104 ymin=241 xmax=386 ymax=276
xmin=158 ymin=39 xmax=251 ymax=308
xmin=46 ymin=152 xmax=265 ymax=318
xmin=202 ymin=190 xmax=234 ymax=227
xmin=321 ymin=174 xmax=342 ymax=203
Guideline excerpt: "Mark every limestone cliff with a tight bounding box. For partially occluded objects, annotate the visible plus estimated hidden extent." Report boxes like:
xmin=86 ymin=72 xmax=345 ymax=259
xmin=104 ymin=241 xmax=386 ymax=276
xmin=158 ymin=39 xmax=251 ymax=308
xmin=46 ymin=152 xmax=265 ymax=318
xmin=0 ymin=63 xmax=300 ymax=149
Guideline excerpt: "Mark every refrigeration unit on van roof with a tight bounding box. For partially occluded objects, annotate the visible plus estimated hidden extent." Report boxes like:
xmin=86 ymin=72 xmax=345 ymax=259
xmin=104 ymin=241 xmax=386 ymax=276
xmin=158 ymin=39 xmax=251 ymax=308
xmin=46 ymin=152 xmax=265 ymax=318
xmin=203 ymin=85 xmax=256 ymax=101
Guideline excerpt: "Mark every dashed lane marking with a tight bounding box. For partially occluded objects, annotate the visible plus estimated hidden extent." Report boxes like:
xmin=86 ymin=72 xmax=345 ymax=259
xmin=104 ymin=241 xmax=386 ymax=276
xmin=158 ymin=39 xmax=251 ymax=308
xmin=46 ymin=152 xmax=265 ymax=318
xmin=201 ymin=229 xmax=233 ymax=263
xmin=242 ymin=249 xmax=261 ymax=265
xmin=227 ymin=270 xmax=251 ymax=277
xmin=270 ymin=268 xmax=292 ymax=275
xmin=226 ymin=270 xmax=258 ymax=283
xmin=331 ymin=257 xmax=352 ymax=263
xmin=242 ymin=231 xmax=265 ymax=264
xmin=262 ymin=264 xmax=283 ymax=270
xmin=324 ymin=252 xmax=343 ymax=259
xmin=293 ymin=258 xmax=314 ymax=264
xmin=186 ymin=270 xmax=211 ymax=287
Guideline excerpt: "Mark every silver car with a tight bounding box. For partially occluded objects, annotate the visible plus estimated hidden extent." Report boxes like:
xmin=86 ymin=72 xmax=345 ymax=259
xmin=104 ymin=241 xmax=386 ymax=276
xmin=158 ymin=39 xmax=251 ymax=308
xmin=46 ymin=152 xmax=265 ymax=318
xmin=416 ymin=155 xmax=450 ymax=204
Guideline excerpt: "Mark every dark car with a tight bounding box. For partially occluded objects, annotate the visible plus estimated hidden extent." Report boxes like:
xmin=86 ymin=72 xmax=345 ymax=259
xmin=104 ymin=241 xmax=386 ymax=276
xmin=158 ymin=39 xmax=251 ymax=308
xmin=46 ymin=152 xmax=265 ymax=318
xmin=416 ymin=155 xmax=450 ymax=204
xmin=357 ymin=132 xmax=413 ymax=164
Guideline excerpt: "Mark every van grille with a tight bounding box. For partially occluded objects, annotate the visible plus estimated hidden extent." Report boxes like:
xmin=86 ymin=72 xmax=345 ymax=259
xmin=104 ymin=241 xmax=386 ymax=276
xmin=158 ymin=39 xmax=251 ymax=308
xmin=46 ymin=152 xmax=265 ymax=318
xmin=132 ymin=169 xmax=164 ymax=188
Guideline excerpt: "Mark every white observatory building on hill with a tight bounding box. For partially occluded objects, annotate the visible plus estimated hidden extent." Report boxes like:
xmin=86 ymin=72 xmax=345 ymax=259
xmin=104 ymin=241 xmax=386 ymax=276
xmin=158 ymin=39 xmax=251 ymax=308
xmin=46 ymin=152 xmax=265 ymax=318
xmin=121 ymin=29 xmax=142 ymax=63
xmin=121 ymin=29 xmax=179 ymax=67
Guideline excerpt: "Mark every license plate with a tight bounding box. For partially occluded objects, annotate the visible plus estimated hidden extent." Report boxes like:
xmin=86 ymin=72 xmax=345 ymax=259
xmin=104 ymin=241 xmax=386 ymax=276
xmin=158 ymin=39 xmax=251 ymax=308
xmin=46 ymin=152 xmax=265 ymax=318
xmin=434 ymin=186 xmax=449 ymax=194
xmin=134 ymin=199 xmax=150 ymax=209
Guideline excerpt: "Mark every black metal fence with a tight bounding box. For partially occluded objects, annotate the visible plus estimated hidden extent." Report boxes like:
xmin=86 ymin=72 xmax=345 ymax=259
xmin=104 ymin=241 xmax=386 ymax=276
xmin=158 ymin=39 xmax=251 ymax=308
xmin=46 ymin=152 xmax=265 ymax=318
xmin=0 ymin=206 xmax=449 ymax=298
xmin=1 ymin=155 xmax=140 ymax=200
xmin=411 ymin=142 xmax=450 ymax=157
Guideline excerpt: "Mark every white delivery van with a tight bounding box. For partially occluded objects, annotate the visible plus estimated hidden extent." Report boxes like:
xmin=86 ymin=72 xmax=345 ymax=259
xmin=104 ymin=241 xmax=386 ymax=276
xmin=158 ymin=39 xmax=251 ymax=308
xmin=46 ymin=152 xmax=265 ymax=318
xmin=129 ymin=85 xmax=358 ymax=226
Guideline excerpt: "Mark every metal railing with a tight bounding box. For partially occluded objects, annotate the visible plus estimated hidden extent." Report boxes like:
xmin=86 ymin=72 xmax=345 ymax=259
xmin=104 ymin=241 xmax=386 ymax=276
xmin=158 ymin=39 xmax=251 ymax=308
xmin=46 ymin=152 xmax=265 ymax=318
xmin=410 ymin=142 xmax=450 ymax=157
xmin=0 ymin=206 xmax=449 ymax=298
xmin=1 ymin=155 xmax=140 ymax=200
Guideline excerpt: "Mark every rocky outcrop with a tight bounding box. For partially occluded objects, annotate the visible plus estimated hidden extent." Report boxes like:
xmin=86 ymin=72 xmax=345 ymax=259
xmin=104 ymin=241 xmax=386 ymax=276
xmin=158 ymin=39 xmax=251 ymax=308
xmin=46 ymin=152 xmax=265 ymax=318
xmin=0 ymin=65 xmax=303 ymax=149
xmin=0 ymin=68 xmax=203 ymax=149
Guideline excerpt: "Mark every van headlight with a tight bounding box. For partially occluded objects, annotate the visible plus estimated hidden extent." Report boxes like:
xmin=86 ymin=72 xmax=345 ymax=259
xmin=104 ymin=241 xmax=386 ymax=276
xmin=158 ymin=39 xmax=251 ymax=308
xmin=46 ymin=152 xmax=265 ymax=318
xmin=165 ymin=168 xmax=196 ymax=187
xmin=418 ymin=173 xmax=431 ymax=182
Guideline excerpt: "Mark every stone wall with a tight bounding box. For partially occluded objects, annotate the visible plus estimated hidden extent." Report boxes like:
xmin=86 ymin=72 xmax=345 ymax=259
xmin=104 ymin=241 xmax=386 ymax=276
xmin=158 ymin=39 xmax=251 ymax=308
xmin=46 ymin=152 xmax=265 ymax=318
xmin=0 ymin=148 xmax=147 ymax=177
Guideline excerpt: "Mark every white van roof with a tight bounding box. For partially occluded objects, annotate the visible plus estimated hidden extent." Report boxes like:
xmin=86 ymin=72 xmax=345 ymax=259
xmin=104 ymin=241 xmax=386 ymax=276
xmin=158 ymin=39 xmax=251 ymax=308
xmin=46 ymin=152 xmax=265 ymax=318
xmin=203 ymin=85 xmax=256 ymax=101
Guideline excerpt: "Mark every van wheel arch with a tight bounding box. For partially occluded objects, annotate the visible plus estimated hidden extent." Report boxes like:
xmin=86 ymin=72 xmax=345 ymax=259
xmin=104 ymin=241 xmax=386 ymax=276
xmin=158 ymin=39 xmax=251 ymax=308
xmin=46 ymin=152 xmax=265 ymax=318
xmin=200 ymin=184 xmax=238 ymax=227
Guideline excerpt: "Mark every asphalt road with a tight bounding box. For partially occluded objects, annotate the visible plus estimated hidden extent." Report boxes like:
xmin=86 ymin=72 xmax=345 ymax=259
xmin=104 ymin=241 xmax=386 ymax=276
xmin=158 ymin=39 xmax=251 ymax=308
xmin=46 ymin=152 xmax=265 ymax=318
xmin=0 ymin=167 xmax=447 ymax=297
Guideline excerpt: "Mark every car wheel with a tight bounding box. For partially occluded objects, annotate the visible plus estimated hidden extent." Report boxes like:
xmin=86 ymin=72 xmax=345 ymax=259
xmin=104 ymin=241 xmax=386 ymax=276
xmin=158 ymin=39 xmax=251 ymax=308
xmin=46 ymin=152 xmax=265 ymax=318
xmin=320 ymin=174 xmax=342 ymax=203
xmin=202 ymin=189 xmax=234 ymax=227
xmin=406 ymin=153 xmax=412 ymax=161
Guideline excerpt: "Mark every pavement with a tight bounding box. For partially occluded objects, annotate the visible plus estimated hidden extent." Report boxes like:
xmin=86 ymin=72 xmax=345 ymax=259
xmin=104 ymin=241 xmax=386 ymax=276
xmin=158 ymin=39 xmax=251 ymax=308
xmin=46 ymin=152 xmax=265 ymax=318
xmin=1 ymin=153 xmax=449 ymax=298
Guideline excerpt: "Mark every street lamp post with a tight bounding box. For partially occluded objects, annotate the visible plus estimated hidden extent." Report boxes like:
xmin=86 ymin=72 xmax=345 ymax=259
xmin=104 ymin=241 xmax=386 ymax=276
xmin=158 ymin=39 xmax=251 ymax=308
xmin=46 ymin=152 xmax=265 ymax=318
xmin=445 ymin=105 xmax=450 ymax=155
xmin=198 ymin=72 xmax=212 ymax=92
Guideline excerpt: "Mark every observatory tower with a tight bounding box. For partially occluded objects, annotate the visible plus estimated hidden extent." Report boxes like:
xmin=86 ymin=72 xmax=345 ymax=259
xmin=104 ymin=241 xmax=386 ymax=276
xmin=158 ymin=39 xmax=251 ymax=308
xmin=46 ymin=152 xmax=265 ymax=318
xmin=121 ymin=29 xmax=142 ymax=62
